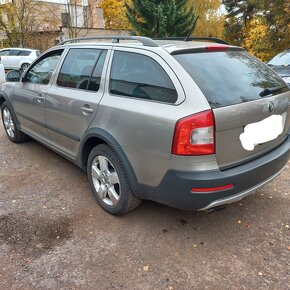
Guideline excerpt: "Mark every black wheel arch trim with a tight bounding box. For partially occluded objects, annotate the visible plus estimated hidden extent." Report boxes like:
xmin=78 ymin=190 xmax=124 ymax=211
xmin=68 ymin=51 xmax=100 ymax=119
xmin=78 ymin=128 xmax=145 ymax=197
xmin=0 ymin=94 xmax=21 ymax=130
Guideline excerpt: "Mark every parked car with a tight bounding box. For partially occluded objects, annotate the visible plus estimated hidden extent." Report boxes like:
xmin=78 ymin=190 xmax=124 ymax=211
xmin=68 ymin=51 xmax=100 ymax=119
xmin=0 ymin=63 xmax=4 ymax=83
xmin=0 ymin=47 xmax=41 ymax=71
xmin=268 ymin=49 xmax=290 ymax=87
xmin=0 ymin=36 xmax=289 ymax=215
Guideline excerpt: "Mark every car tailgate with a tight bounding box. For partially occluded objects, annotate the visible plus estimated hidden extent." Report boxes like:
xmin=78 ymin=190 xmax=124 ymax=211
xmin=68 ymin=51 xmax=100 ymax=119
xmin=213 ymin=92 xmax=290 ymax=168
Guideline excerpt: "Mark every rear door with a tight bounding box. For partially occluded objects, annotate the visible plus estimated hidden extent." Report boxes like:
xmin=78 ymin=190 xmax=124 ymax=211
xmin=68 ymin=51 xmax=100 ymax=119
xmin=95 ymin=47 xmax=185 ymax=161
xmin=174 ymin=49 xmax=290 ymax=168
xmin=45 ymin=47 xmax=110 ymax=158
xmin=8 ymin=49 xmax=23 ymax=69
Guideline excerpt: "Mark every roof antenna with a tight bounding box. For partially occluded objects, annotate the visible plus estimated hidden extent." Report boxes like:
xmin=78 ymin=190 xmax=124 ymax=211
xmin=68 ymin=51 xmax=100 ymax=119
xmin=184 ymin=15 xmax=199 ymax=42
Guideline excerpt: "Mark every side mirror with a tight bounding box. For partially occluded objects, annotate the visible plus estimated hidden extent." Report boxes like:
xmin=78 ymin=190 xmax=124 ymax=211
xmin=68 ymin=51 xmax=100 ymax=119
xmin=6 ymin=70 xmax=21 ymax=82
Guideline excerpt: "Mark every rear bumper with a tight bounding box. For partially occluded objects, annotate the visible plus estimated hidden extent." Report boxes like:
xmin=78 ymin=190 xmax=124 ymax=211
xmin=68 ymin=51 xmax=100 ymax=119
xmin=149 ymin=135 xmax=290 ymax=210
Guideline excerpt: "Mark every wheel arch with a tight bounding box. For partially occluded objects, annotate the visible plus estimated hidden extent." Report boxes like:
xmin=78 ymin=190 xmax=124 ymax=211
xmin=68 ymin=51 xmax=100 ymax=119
xmin=0 ymin=94 xmax=21 ymax=129
xmin=78 ymin=128 xmax=141 ymax=195
xmin=0 ymin=94 xmax=6 ymax=107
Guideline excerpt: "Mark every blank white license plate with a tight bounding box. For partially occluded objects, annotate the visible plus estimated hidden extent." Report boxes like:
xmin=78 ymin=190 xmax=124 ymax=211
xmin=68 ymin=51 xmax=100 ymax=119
xmin=239 ymin=114 xmax=286 ymax=151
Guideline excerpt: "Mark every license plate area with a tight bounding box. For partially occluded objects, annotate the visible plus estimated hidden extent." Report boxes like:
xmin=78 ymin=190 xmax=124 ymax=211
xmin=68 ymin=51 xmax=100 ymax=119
xmin=240 ymin=114 xmax=286 ymax=151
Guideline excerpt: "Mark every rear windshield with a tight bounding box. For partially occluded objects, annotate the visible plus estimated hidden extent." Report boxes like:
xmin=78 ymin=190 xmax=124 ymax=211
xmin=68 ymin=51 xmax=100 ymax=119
xmin=174 ymin=50 xmax=288 ymax=108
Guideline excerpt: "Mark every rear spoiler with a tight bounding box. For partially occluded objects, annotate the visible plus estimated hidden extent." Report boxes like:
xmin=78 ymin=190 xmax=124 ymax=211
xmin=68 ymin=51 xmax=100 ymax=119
xmin=171 ymin=46 xmax=245 ymax=55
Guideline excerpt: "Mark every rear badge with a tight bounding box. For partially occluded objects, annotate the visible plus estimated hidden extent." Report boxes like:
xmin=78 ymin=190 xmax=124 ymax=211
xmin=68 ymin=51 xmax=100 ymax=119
xmin=268 ymin=101 xmax=274 ymax=113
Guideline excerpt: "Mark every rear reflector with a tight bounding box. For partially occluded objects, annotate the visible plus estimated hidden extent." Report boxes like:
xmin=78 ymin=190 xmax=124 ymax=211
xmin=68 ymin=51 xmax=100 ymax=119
xmin=191 ymin=184 xmax=234 ymax=193
xmin=172 ymin=110 xmax=215 ymax=155
xmin=206 ymin=45 xmax=229 ymax=52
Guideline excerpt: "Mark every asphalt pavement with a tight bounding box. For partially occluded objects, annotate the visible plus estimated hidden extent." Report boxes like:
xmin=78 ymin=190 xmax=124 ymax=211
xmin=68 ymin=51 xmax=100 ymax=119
xmin=0 ymin=124 xmax=289 ymax=289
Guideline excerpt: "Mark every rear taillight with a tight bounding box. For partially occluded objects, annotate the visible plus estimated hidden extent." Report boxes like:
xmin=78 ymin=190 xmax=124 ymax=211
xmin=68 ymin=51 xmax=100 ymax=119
xmin=172 ymin=110 xmax=215 ymax=156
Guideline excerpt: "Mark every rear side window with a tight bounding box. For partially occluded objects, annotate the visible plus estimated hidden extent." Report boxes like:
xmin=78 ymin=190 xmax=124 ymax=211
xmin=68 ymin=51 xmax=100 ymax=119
xmin=57 ymin=48 xmax=106 ymax=92
xmin=174 ymin=50 xmax=287 ymax=108
xmin=18 ymin=50 xmax=31 ymax=56
xmin=109 ymin=51 xmax=178 ymax=103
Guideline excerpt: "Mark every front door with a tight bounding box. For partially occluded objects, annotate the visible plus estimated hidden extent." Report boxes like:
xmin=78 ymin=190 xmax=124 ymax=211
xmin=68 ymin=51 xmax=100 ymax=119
xmin=10 ymin=49 xmax=64 ymax=143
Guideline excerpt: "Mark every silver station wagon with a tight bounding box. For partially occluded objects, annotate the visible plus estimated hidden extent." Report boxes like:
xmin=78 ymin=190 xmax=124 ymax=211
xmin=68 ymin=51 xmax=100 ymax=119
xmin=0 ymin=36 xmax=289 ymax=215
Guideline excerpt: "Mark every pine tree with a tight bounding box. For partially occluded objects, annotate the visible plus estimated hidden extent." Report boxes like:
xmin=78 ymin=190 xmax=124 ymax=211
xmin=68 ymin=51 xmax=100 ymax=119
xmin=126 ymin=0 xmax=197 ymax=37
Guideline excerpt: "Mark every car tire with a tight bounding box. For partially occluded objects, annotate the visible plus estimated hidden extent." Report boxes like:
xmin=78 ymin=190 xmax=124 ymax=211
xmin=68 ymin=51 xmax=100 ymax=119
xmin=1 ymin=102 xmax=29 ymax=143
xmin=21 ymin=63 xmax=30 ymax=72
xmin=87 ymin=144 xmax=141 ymax=215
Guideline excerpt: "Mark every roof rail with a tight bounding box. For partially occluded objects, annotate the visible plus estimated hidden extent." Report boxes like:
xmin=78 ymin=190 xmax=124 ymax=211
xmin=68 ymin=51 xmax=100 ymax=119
xmin=59 ymin=36 xmax=159 ymax=47
xmin=154 ymin=37 xmax=229 ymax=45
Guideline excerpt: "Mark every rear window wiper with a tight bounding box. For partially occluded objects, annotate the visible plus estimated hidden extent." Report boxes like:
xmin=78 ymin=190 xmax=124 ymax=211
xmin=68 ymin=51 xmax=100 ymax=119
xmin=259 ymin=85 xmax=286 ymax=97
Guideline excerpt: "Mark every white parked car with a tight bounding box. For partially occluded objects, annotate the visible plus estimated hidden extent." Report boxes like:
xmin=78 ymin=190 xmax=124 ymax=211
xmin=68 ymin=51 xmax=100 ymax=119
xmin=0 ymin=48 xmax=41 ymax=71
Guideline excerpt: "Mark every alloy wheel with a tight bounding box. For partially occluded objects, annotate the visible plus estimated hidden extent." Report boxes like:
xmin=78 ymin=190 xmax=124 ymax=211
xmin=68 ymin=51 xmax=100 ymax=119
xmin=3 ymin=108 xmax=15 ymax=139
xmin=91 ymin=155 xmax=120 ymax=207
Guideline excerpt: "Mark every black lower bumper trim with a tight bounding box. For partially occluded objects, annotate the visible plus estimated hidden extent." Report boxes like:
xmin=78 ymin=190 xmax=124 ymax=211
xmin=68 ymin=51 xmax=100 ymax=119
xmin=145 ymin=136 xmax=290 ymax=210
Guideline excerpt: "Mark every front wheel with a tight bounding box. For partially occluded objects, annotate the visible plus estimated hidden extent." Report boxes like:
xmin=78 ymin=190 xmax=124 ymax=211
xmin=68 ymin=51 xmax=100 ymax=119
xmin=1 ymin=102 xmax=29 ymax=143
xmin=87 ymin=144 xmax=141 ymax=215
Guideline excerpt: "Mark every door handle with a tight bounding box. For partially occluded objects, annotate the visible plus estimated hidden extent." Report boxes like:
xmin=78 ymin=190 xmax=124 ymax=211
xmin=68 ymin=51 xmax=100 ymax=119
xmin=36 ymin=94 xmax=45 ymax=104
xmin=81 ymin=106 xmax=94 ymax=115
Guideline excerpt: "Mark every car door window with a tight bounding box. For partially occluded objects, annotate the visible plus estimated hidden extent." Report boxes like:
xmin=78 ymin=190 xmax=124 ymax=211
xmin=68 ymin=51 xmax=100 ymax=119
xmin=57 ymin=48 xmax=106 ymax=91
xmin=9 ymin=50 xmax=22 ymax=56
xmin=18 ymin=50 xmax=31 ymax=56
xmin=0 ymin=50 xmax=10 ymax=56
xmin=109 ymin=51 xmax=178 ymax=103
xmin=25 ymin=50 xmax=63 ymax=85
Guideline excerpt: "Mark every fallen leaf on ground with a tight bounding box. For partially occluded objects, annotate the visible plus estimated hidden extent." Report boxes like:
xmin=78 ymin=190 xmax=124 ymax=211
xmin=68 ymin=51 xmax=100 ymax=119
xmin=244 ymin=223 xmax=252 ymax=228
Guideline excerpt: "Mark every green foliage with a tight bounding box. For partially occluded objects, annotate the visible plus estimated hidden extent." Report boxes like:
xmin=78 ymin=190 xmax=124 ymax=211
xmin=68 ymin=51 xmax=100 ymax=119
xmin=188 ymin=0 xmax=225 ymax=38
xmin=99 ymin=0 xmax=132 ymax=30
xmin=126 ymin=0 xmax=197 ymax=37
xmin=223 ymin=0 xmax=290 ymax=61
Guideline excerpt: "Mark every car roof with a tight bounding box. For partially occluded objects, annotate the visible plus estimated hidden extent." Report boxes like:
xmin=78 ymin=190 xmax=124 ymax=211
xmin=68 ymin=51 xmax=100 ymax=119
xmin=59 ymin=40 xmax=236 ymax=55
xmin=0 ymin=48 xmax=37 ymax=51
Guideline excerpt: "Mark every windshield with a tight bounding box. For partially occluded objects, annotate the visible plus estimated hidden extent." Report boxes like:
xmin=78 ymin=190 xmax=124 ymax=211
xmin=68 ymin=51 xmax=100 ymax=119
xmin=174 ymin=50 xmax=288 ymax=108
xmin=268 ymin=51 xmax=290 ymax=66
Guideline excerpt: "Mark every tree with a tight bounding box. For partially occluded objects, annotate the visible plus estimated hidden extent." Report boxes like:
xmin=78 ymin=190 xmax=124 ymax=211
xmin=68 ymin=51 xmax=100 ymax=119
xmin=188 ymin=0 xmax=225 ymax=38
xmin=222 ymin=0 xmax=261 ymax=26
xmin=223 ymin=0 xmax=290 ymax=60
xmin=126 ymin=0 xmax=197 ymax=37
xmin=243 ymin=17 xmax=272 ymax=61
xmin=0 ymin=0 xmax=58 ymax=47
xmin=62 ymin=0 xmax=91 ymax=39
xmin=98 ymin=0 xmax=131 ymax=30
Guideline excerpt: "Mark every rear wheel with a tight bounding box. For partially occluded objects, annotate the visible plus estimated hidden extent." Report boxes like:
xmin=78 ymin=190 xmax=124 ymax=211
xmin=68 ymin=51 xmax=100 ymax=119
xmin=87 ymin=144 xmax=141 ymax=215
xmin=1 ymin=102 xmax=29 ymax=143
